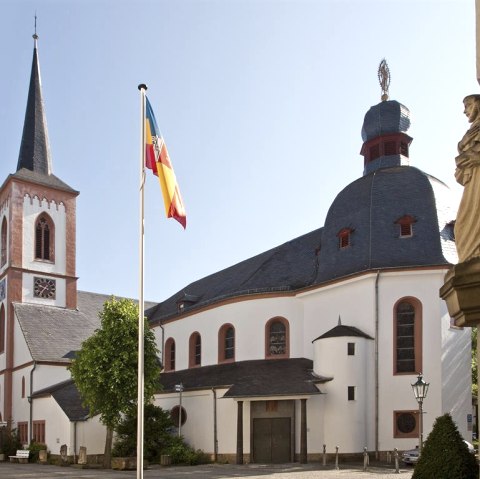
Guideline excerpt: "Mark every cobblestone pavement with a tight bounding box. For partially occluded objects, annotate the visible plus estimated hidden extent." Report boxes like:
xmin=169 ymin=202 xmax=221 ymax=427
xmin=0 ymin=462 xmax=414 ymax=479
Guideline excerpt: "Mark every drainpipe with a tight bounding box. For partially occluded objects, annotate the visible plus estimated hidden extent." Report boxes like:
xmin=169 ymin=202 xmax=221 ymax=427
xmin=73 ymin=421 xmax=77 ymax=464
xmin=212 ymin=388 xmax=218 ymax=462
xmin=159 ymin=323 xmax=165 ymax=367
xmin=28 ymin=361 xmax=37 ymax=443
xmin=375 ymin=271 xmax=380 ymax=459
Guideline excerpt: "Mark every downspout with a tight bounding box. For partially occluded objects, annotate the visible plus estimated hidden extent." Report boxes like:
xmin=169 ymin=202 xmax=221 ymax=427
xmin=375 ymin=271 xmax=380 ymax=459
xmin=159 ymin=323 xmax=165 ymax=367
xmin=28 ymin=361 xmax=37 ymax=444
xmin=212 ymin=388 xmax=218 ymax=462
xmin=73 ymin=421 xmax=77 ymax=464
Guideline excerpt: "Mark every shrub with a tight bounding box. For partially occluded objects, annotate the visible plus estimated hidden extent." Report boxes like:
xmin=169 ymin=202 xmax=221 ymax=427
xmin=28 ymin=441 xmax=47 ymax=463
xmin=113 ymin=403 xmax=174 ymax=462
xmin=163 ymin=436 xmax=210 ymax=465
xmin=0 ymin=428 xmax=22 ymax=456
xmin=412 ymin=413 xmax=477 ymax=479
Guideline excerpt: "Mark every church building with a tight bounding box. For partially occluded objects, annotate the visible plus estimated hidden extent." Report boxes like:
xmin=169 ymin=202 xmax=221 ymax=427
xmin=0 ymin=36 xmax=472 ymax=463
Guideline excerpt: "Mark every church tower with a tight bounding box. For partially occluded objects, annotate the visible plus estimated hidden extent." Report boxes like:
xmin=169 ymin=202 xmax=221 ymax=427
xmin=0 ymin=33 xmax=78 ymax=423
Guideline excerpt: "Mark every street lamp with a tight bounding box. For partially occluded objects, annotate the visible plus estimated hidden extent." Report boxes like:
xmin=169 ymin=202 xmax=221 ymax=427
xmin=411 ymin=373 xmax=429 ymax=453
xmin=174 ymin=383 xmax=184 ymax=437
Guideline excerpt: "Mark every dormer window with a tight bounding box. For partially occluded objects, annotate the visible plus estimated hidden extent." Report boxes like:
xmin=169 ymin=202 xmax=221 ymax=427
xmin=395 ymin=215 xmax=416 ymax=238
xmin=337 ymin=228 xmax=353 ymax=249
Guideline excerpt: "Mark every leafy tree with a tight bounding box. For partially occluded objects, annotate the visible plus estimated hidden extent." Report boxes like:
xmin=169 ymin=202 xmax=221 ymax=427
xmin=112 ymin=403 xmax=174 ymax=462
xmin=412 ymin=413 xmax=477 ymax=479
xmin=69 ymin=297 xmax=160 ymax=468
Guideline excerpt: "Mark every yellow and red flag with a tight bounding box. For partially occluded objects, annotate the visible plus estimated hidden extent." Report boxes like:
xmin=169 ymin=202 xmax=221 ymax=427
xmin=145 ymin=97 xmax=186 ymax=229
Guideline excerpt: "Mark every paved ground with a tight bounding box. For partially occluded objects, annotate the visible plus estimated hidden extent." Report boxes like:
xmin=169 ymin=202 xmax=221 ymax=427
xmin=0 ymin=462 xmax=414 ymax=479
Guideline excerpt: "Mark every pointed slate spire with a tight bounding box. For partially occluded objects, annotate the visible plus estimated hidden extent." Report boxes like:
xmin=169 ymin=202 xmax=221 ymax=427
xmin=17 ymin=33 xmax=52 ymax=175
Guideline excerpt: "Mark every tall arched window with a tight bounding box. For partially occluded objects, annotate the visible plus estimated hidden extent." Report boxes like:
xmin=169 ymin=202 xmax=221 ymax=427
xmin=0 ymin=304 xmax=5 ymax=354
xmin=218 ymin=324 xmax=235 ymax=363
xmin=165 ymin=337 xmax=176 ymax=371
xmin=189 ymin=332 xmax=201 ymax=368
xmin=1 ymin=217 xmax=7 ymax=267
xmin=35 ymin=214 xmax=55 ymax=262
xmin=394 ymin=298 xmax=422 ymax=374
xmin=265 ymin=317 xmax=290 ymax=358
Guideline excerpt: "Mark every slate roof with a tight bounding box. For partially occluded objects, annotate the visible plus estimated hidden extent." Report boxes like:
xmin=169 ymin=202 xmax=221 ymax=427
xmin=313 ymin=324 xmax=374 ymax=342
xmin=159 ymin=358 xmax=330 ymax=398
xmin=361 ymin=100 xmax=411 ymax=142
xmin=14 ymin=291 xmax=157 ymax=363
xmin=32 ymin=379 xmax=90 ymax=421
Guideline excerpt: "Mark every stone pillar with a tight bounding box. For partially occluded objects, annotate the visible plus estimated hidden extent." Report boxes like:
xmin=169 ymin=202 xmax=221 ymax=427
xmin=300 ymin=399 xmax=307 ymax=463
xmin=236 ymin=400 xmax=243 ymax=464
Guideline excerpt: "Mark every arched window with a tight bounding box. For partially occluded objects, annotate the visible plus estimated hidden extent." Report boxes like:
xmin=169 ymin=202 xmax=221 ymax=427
xmin=1 ymin=217 xmax=7 ymax=267
xmin=21 ymin=376 xmax=25 ymax=399
xmin=189 ymin=332 xmax=201 ymax=368
xmin=165 ymin=338 xmax=176 ymax=371
xmin=218 ymin=324 xmax=235 ymax=363
xmin=265 ymin=317 xmax=290 ymax=358
xmin=35 ymin=214 xmax=55 ymax=262
xmin=394 ymin=298 xmax=422 ymax=374
xmin=0 ymin=304 xmax=4 ymax=354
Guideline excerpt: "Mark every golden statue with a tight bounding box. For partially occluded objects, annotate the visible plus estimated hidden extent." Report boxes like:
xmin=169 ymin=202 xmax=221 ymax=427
xmin=455 ymin=94 xmax=480 ymax=262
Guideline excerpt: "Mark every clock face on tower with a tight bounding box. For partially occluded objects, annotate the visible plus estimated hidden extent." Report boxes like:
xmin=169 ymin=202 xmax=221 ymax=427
xmin=33 ymin=277 xmax=56 ymax=299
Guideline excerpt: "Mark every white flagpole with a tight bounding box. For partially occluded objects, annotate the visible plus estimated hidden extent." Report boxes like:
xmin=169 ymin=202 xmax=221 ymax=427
xmin=137 ymin=83 xmax=147 ymax=479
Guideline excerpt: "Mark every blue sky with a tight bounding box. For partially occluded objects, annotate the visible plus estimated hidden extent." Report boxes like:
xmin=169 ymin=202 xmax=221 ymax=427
xmin=0 ymin=0 xmax=477 ymax=302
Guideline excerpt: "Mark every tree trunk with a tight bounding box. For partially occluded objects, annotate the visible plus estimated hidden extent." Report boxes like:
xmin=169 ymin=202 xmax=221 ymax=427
xmin=103 ymin=426 xmax=114 ymax=469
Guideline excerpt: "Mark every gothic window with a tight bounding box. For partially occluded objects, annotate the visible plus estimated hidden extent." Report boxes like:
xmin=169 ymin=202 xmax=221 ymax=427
xmin=35 ymin=214 xmax=55 ymax=262
xmin=394 ymin=298 xmax=422 ymax=374
xmin=1 ymin=217 xmax=7 ymax=267
xmin=265 ymin=317 xmax=290 ymax=358
xmin=165 ymin=338 xmax=175 ymax=371
xmin=395 ymin=215 xmax=416 ymax=238
xmin=0 ymin=304 xmax=4 ymax=354
xmin=189 ymin=332 xmax=201 ymax=368
xmin=218 ymin=324 xmax=235 ymax=363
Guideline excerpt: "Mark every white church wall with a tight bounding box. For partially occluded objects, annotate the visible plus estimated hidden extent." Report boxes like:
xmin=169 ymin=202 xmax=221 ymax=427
xmin=13 ymin=319 xmax=32 ymax=366
xmin=294 ymin=395 xmax=325 ymax=455
xmin=0 ymin=299 xmax=7 ymax=372
xmin=314 ymin=335 xmax=372 ymax=452
xmin=33 ymin=364 xmax=71 ymax=392
xmin=163 ymin=297 xmax=302 ymax=371
xmin=376 ymin=269 xmax=456 ymax=451
xmin=300 ymin=274 xmax=378 ymax=360
xmin=440 ymin=301 xmax=472 ymax=440
xmin=11 ymin=366 xmax=31 ymax=430
xmin=22 ymin=195 xmax=67 ymax=275
xmin=74 ymin=415 xmax=106 ymax=456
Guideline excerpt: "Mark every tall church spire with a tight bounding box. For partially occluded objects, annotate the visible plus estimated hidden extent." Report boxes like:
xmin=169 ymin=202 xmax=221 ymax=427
xmin=17 ymin=31 xmax=52 ymax=175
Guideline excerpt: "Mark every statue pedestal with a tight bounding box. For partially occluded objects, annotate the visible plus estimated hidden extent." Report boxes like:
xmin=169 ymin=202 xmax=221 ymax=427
xmin=440 ymin=258 xmax=480 ymax=327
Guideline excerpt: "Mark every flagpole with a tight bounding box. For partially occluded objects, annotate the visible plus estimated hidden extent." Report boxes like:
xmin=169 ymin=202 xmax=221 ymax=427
xmin=137 ymin=83 xmax=147 ymax=479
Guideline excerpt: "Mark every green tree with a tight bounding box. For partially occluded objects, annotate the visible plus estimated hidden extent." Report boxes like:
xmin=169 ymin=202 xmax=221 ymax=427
xmin=69 ymin=297 xmax=160 ymax=468
xmin=412 ymin=413 xmax=477 ymax=479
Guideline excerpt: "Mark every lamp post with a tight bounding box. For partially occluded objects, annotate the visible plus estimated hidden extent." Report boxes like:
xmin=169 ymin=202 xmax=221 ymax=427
xmin=175 ymin=383 xmax=184 ymax=437
xmin=411 ymin=373 xmax=429 ymax=453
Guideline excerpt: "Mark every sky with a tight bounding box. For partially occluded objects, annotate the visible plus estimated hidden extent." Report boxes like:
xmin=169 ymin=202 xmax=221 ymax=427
xmin=0 ymin=0 xmax=477 ymax=303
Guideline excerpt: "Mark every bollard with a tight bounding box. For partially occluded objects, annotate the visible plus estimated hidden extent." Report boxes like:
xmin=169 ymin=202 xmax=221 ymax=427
xmin=335 ymin=445 xmax=339 ymax=470
xmin=386 ymin=450 xmax=391 ymax=463
xmin=322 ymin=444 xmax=327 ymax=466
xmin=394 ymin=448 xmax=399 ymax=474
xmin=363 ymin=447 xmax=369 ymax=471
